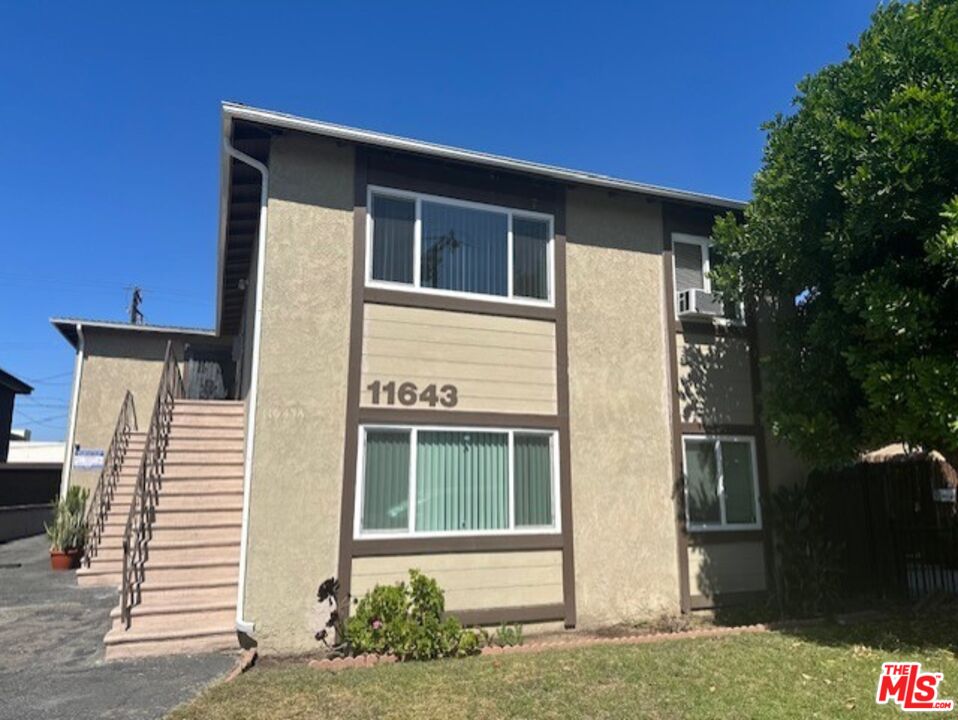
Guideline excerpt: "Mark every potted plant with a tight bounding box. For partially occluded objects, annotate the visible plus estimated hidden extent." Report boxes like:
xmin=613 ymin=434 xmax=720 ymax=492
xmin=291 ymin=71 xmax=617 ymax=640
xmin=45 ymin=486 xmax=89 ymax=570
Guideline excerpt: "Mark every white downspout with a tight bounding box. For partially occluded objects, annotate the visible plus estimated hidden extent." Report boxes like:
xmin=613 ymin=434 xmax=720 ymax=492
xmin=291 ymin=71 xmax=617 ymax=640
xmin=60 ymin=324 xmax=84 ymax=499
xmin=224 ymin=138 xmax=268 ymax=637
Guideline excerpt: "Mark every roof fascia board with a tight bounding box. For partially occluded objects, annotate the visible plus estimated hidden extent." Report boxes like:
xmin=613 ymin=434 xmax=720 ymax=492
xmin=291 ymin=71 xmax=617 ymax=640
xmin=221 ymin=102 xmax=746 ymax=211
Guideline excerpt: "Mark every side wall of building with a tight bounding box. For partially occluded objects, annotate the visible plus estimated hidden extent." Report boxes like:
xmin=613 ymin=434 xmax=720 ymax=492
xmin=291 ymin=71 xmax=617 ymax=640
xmin=241 ymin=134 xmax=355 ymax=652
xmin=565 ymin=189 xmax=680 ymax=625
xmin=68 ymin=332 xmax=183 ymax=493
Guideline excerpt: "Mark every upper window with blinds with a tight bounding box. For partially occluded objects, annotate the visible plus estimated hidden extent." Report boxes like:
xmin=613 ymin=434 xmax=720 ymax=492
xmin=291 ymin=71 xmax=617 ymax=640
xmin=367 ymin=187 xmax=554 ymax=305
xmin=355 ymin=425 xmax=559 ymax=538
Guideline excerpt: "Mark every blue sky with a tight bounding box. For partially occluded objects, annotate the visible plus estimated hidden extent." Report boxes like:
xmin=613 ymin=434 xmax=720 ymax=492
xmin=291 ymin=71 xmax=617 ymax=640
xmin=0 ymin=1 xmax=877 ymax=440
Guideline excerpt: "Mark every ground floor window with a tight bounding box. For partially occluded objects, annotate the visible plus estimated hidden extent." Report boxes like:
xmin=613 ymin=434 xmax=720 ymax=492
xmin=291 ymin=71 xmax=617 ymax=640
xmin=682 ymin=435 xmax=760 ymax=530
xmin=356 ymin=425 xmax=559 ymax=538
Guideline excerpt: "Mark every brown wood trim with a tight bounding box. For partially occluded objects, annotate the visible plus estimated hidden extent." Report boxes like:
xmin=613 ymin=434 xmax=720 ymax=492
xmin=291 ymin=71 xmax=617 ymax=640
xmin=746 ymin=317 xmax=776 ymax=598
xmin=680 ymin=422 xmax=759 ymax=436
xmin=364 ymin=287 xmax=557 ymax=322
xmin=336 ymin=147 xmax=369 ymax=612
xmin=687 ymin=530 xmax=765 ymax=546
xmin=676 ymin=321 xmax=749 ymax=339
xmin=450 ymin=603 xmax=565 ymax=627
xmin=366 ymin=149 xmax=561 ymax=216
xmin=554 ymin=188 xmax=577 ymax=629
xmin=358 ymin=407 xmax=560 ymax=429
xmin=352 ymin=533 xmax=564 ymax=557
xmin=689 ymin=590 xmax=766 ymax=611
xmin=662 ymin=213 xmax=691 ymax=615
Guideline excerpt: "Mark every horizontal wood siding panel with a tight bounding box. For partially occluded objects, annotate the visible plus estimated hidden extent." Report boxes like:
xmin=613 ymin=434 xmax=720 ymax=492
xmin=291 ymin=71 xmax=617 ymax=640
xmin=361 ymin=303 xmax=557 ymax=415
xmin=687 ymin=540 xmax=766 ymax=597
xmin=351 ymin=550 xmax=564 ymax=610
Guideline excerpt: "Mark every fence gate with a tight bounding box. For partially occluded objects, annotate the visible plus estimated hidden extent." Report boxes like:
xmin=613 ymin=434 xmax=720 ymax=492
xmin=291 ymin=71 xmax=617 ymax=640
xmin=817 ymin=458 xmax=958 ymax=601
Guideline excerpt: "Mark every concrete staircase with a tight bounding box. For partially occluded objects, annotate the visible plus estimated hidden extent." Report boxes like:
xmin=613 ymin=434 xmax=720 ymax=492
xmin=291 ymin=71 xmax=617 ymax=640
xmin=77 ymin=430 xmax=148 ymax=587
xmin=102 ymin=399 xmax=245 ymax=660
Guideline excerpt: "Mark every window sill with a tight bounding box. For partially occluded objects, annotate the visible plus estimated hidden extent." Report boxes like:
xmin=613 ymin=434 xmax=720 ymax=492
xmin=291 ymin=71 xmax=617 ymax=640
xmin=351 ymin=532 xmax=564 ymax=557
xmin=364 ymin=286 xmax=557 ymax=321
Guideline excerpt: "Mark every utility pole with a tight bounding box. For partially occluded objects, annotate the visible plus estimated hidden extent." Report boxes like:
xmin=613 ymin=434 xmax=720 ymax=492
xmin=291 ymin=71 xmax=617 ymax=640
xmin=128 ymin=286 xmax=144 ymax=325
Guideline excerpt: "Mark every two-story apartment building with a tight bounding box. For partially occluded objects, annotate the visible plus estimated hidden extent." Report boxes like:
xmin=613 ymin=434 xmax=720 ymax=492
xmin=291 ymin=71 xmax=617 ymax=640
xmin=54 ymin=103 xmax=804 ymax=658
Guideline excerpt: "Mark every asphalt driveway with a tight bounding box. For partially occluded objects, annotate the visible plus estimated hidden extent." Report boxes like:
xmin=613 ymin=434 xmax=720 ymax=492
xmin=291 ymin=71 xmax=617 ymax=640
xmin=0 ymin=534 xmax=236 ymax=720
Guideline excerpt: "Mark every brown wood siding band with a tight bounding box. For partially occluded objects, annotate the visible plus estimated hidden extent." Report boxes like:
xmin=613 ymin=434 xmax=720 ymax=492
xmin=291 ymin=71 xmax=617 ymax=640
xmin=336 ymin=148 xmax=369 ymax=612
xmin=450 ymin=603 xmax=565 ymax=627
xmin=676 ymin=322 xmax=749 ymax=339
xmin=687 ymin=530 xmax=765 ymax=546
xmin=352 ymin=534 xmax=564 ymax=557
xmin=366 ymin=150 xmax=560 ymax=216
xmin=364 ymin=287 xmax=557 ymax=321
xmin=688 ymin=590 xmax=766 ymax=611
xmin=680 ymin=422 xmax=759 ymax=436
xmin=358 ymin=408 xmax=560 ymax=429
xmin=746 ymin=317 xmax=776 ymax=597
xmin=554 ymin=189 xmax=576 ymax=629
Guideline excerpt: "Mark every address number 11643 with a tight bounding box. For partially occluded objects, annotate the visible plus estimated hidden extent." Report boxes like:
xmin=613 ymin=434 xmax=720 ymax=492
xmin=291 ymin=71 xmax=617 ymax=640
xmin=366 ymin=380 xmax=458 ymax=408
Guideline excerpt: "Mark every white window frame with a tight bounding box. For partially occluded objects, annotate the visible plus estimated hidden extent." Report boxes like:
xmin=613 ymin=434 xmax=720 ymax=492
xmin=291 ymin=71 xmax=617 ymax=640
xmin=682 ymin=434 xmax=762 ymax=532
xmin=354 ymin=424 xmax=561 ymax=540
xmin=366 ymin=185 xmax=555 ymax=308
xmin=671 ymin=232 xmax=745 ymax=325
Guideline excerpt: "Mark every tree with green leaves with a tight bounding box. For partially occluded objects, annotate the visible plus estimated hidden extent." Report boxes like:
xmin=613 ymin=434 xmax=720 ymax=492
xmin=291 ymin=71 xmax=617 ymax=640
xmin=711 ymin=0 xmax=958 ymax=469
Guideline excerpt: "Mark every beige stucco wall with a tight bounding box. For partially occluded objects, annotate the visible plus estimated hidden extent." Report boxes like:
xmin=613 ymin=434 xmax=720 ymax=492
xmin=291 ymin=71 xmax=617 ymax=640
xmin=688 ymin=540 xmax=766 ymax=597
xmin=677 ymin=332 xmax=754 ymax=426
xmin=242 ymin=134 xmax=355 ymax=653
xmin=565 ymin=189 xmax=680 ymax=626
xmin=361 ymin=303 xmax=557 ymax=414
xmin=68 ymin=332 xmax=186 ymax=493
xmin=352 ymin=550 xmax=563 ymax=610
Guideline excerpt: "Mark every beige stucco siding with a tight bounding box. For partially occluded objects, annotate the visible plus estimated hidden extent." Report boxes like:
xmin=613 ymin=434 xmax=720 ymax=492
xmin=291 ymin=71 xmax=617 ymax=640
xmin=352 ymin=551 xmax=563 ymax=610
xmin=565 ymin=189 xmax=679 ymax=626
xmin=361 ymin=303 xmax=557 ymax=415
xmin=242 ymin=134 xmax=354 ymax=653
xmin=688 ymin=540 xmax=766 ymax=597
xmin=68 ymin=332 xmax=187 ymax=493
xmin=677 ymin=332 xmax=754 ymax=426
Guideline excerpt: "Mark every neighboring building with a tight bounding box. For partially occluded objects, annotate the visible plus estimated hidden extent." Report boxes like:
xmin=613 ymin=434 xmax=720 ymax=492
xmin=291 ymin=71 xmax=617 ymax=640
xmin=0 ymin=369 xmax=61 ymax=542
xmin=0 ymin=368 xmax=32 ymax=462
xmin=6 ymin=438 xmax=66 ymax=464
xmin=53 ymin=103 xmax=805 ymax=658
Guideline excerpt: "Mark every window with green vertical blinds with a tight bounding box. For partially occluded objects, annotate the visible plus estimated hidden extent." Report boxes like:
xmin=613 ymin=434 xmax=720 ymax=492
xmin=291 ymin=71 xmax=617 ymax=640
xmin=358 ymin=427 xmax=558 ymax=536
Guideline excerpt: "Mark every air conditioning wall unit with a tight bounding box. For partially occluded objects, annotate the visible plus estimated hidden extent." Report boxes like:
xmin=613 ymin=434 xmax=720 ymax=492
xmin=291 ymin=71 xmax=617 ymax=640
xmin=677 ymin=288 xmax=725 ymax=318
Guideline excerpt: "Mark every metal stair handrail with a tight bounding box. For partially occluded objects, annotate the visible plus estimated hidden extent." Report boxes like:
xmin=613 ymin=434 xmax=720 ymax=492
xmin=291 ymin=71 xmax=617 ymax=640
xmin=120 ymin=342 xmax=183 ymax=628
xmin=82 ymin=391 xmax=137 ymax=567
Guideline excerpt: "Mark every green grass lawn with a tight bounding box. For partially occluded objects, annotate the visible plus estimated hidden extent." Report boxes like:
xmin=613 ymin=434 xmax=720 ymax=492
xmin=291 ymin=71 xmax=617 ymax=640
xmin=169 ymin=612 xmax=958 ymax=719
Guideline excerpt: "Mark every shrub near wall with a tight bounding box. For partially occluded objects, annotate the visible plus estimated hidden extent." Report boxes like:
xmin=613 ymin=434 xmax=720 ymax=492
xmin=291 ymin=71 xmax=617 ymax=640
xmin=317 ymin=570 xmax=482 ymax=661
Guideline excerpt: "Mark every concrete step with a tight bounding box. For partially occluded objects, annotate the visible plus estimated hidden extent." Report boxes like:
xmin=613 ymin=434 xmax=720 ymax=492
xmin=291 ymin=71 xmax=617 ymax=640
xmin=95 ymin=540 xmax=240 ymax=564
xmin=76 ymin=568 xmax=120 ymax=587
xmin=158 ymin=464 xmax=244 ymax=479
xmin=110 ymin=606 xmax=235 ymax=634
xmin=174 ymin=401 xmax=245 ymax=416
xmin=160 ymin=446 xmax=245 ymax=460
xmin=137 ymin=559 xmax=239 ymax=584
xmin=136 ymin=579 xmax=238 ymax=606
xmin=112 ymin=488 xmax=243 ymax=506
xmin=137 ymin=523 xmax=242 ymax=544
xmin=170 ymin=413 xmax=245 ymax=428
xmin=104 ymin=625 xmax=238 ymax=660
xmin=163 ymin=438 xmax=246 ymax=453
xmin=78 ymin=555 xmax=238 ymax=581
xmin=151 ymin=509 xmax=243 ymax=526
xmin=155 ymin=493 xmax=243 ymax=511
xmin=168 ymin=426 xmax=245 ymax=441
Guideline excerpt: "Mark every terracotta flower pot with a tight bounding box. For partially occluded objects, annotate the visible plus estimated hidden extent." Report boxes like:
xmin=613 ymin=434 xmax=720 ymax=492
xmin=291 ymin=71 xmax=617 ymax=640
xmin=50 ymin=548 xmax=82 ymax=571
